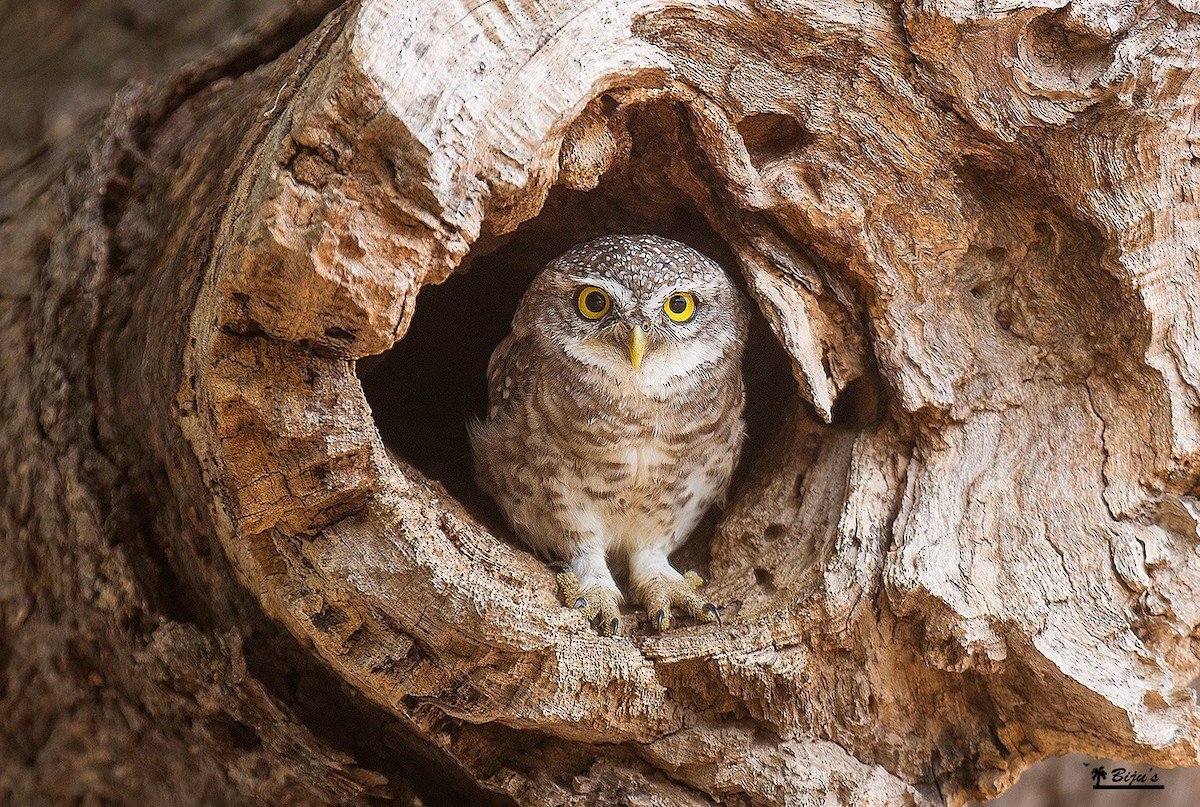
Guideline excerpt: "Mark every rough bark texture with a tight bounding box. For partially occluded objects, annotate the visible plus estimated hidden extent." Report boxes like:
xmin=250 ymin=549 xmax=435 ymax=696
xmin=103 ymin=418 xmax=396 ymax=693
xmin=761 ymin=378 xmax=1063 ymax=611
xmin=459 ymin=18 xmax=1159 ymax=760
xmin=3 ymin=0 xmax=1200 ymax=805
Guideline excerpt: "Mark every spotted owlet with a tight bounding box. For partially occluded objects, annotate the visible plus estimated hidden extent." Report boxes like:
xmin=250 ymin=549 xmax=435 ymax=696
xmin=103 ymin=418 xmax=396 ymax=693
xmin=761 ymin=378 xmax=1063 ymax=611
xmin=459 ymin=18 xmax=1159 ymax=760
xmin=470 ymin=234 xmax=750 ymax=635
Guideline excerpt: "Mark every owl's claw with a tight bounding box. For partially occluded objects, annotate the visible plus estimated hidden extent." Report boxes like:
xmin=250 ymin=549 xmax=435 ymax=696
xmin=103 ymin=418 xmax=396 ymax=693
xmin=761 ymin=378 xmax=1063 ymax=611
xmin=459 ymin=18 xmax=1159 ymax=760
xmin=702 ymin=602 xmax=722 ymax=625
xmin=557 ymin=572 xmax=623 ymax=636
xmin=638 ymin=571 xmax=721 ymax=632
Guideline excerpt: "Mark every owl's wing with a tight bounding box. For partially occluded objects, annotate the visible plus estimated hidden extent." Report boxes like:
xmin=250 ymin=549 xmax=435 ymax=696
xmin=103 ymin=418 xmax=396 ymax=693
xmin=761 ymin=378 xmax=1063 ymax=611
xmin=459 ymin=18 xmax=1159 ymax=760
xmin=468 ymin=332 xmax=538 ymax=497
xmin=482 ymin=331 xmax=538 ymax=422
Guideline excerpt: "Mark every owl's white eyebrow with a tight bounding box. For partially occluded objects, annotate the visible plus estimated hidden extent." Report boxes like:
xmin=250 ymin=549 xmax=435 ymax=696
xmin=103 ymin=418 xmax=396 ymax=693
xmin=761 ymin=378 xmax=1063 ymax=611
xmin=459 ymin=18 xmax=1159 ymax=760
xmin=564 ymin=276 xmax=632 ymax=299
xmin=653 ymin=288 xmax=700 ymax=300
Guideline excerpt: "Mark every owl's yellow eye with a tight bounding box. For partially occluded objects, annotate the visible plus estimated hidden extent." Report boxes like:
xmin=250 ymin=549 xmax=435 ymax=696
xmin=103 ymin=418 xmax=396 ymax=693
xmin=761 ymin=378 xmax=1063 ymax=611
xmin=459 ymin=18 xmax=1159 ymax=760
xmin=664 ymin=292 xmax=697 ymax=323
xmin=577 ymin=286 xmax=610 ymax=320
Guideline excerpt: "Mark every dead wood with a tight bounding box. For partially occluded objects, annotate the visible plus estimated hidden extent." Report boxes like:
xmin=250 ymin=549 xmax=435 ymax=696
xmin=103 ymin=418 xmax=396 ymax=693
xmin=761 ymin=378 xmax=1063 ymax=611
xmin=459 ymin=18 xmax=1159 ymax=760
xmin=3 ymin=1 xmax=1200 ymax=805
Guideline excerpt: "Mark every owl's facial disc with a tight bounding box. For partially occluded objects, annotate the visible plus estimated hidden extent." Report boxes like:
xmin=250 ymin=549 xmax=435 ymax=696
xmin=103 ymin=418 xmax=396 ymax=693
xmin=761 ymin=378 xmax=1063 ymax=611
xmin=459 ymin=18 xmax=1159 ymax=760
xmin=518 ymin=235 xmax=749 ymax=391
xmin=554 ymin=275 xmax=723 ymax=379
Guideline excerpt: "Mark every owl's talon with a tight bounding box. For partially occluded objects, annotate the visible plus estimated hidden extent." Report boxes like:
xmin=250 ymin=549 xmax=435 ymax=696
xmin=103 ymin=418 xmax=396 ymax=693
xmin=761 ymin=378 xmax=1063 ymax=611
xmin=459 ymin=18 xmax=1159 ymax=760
xmin=558 ymin=572 xmax=622 ymax=634
xmin=684 ymin=570 xmax=706 ymax=591
xmin=637 ymin=574 xmax=721 ymax=631
xmin=556 ymin=571 xmax=581 ymax=603
xmin=702 ymin=603 xmax=721 ymax=625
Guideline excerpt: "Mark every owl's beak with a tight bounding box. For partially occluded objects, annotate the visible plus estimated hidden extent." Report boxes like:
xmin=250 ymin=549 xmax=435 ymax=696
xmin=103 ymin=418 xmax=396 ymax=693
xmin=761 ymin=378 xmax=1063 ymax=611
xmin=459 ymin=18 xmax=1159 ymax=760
xmin=628 ymin=324 xmax=648 ymax=371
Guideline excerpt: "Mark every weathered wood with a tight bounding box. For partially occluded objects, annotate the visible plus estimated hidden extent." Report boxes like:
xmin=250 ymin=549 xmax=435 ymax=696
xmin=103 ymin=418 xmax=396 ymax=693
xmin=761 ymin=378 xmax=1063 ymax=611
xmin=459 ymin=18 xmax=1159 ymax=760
xmin=3 ymin=0 xmax=1200 ymax=804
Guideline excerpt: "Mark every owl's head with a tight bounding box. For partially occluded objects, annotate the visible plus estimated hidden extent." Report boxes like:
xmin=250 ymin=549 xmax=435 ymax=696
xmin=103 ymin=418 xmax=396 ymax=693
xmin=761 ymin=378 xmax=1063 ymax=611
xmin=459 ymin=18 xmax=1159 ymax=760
xmin=513 ymin=234 xmax=750 ymax=391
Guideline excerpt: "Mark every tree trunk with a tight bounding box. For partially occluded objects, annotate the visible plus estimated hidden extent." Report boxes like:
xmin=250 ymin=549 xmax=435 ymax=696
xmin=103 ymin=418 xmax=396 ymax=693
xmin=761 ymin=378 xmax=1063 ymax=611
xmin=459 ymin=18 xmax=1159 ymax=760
xmin=3 ymin=1 xmax=1200 ymax=805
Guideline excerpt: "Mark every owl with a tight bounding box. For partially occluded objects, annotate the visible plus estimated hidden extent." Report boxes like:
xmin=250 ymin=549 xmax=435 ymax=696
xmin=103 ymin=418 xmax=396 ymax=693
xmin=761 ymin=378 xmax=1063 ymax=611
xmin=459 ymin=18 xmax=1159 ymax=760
xmin=470 ymin=234 xmax=750 ymax=635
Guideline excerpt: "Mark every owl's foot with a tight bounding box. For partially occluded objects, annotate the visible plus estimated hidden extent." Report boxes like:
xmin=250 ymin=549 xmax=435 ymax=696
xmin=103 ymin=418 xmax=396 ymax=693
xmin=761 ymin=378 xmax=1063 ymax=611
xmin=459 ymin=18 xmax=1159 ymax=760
xmin=637 ymin=570 xmax=720 ymax=632
xmin=556 ymin=572 xmax=623 ymax=636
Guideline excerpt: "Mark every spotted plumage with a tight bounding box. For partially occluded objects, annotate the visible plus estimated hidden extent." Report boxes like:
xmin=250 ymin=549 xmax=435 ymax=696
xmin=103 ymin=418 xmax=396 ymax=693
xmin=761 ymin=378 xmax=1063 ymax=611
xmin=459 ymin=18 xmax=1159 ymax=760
xmin=470 ymin=234 xmax=750 ymax=635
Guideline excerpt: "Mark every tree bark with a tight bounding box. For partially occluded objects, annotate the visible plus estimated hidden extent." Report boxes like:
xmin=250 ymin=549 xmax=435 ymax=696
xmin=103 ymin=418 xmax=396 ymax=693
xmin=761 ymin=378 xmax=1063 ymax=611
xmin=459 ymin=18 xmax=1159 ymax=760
xmin=3 ymin=0 xmax=1200 ymax=805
